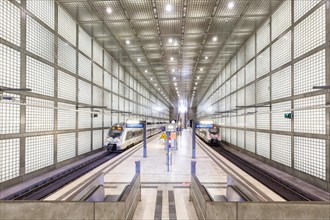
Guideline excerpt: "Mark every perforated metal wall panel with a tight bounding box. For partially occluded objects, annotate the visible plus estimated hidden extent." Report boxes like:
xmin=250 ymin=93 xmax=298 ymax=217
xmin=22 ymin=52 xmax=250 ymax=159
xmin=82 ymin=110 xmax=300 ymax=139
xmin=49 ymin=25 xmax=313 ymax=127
xmin=26 ymin=15 xmax=54 ymax=63
xmin=0 ymin=0 xmax=20 ymax=46
xmin=57 ymin=133 xmax=76 ymax=162
xmin=271 ymin=0 xmax=291 ymax=40
xmin=245 ymin=131 xmax=255 ymax=153
xmin=271 ymin=66 xmax=291 ymax=100
xmin=271 ymin=101 xmax=291 ymax=132
xmin=256 ymin=76 xmax=270 ymax=103
xmin=93 ymin=64 xmax=103 ymax=86
xmin=294 ymin=50 xmax=325 ymax=95
xmin=78 ymin=131 xmax=91 ymax=155
xmin=58 ymin=6 xmax=76 ymax=46
xmin=294 ymin=95 xmax=326 ymax=134
xmin=78 ymin=27 xmax=91 ymax=57
xmin=58 ymin=103 xmax=76 ymax=130
xmin=271 ymin=31 xmax=291 ymax=70
xmin=26 ymin=98 xmax=54 ymax=132
xmin=294 ymin=137 xmax=326 ymax=180
xmin=26 ymin=56 xmax=54 ymax=97
xmin=0 ymin=138 xmax=20 ymax=182
xmin=294 ymin=4 xmax=325 ymax=58
xmin=27 ymin=0 xmax=54 ymax=29
xmin=79 ymin=53 xmax=92 ymax=81
xmin=58 ymin=70 xmax=76 ymax=101
xmin=78 ymin=80 xmax=91 ymax=104
xmin=271 ymin=134 xmax=291 ymax=167
xmin=256 ymin=19 xmax=270 ymax=53
xmin=237 ymin=130 xmax=245 ymax=149
xmin=93 ymin=130 xmax=103 ymax=150
xmin=256 ymin=132 xmax=270 ymax=159
xmin=93 ymin=42 xmax=103 ymax=66
xmin=245 ymin=60 xmax=255 ymax=84
xmin=245 ymin=35 xmax=255 ymax=62
xmin=256 ymin=48 xmax=270 ymax=78
xmin=25 ymin=135 xmax=54 ymax=173
xmin=58 ymin=39 xmax=76 ymax=74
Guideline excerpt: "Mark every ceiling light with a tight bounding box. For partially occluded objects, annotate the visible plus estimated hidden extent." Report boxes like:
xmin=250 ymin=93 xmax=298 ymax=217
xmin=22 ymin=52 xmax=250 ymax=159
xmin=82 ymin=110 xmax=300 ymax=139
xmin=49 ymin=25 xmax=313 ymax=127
xmin=168 ymin=38 xmax=173 ymax=43
xmin=175 ymin=87 xmax=178 ymax=90
xmin=194 ymin=87 xmax=196 ymax=89
xmin=200 ymin=68 xmax=203 ymax=71
xmin=165 ymin=3 xmax=172 ymax=12
xmin=195 ymin=82 xmax=198 ymax=85
xmin=170 ymin=57 xmax=174 ymax=61
xmin=228 ymin=2 xmax=235 ymax=9
xmin=173 ymin=77 xmax=176 ymax=80
xmin=155 ymin=83 xmax=157 ymax=86
xmin=126 ymin=40 xmax=130 ymax=45
xmin=205 ymin=56 xmax=208 ymax=60
xmin=213 ymin=36 xmax=217 ymax=42
xmin=145 ymin=70 xmax=148 ymax=73
xmin=150 ymin=78 xmax=153 ymax=81
xmin=137 ymin=58 xmax=141 ymax=62
xmin=161 ymin=92 xmax=163 ymax=94
xmin=174 ymin=41 xmax=178 ymax=46
xmin=172 ymin=69 xmax=175 ymax=72
xmin=106 ymin=7 xmax=112 ymax=14
xmin=174 ymin=83 xmax=177 ymax=86
xmin=158 ymin=88 xmax=160 ymax=90
xmin=197 ymin=76 xmax=200 ymax=79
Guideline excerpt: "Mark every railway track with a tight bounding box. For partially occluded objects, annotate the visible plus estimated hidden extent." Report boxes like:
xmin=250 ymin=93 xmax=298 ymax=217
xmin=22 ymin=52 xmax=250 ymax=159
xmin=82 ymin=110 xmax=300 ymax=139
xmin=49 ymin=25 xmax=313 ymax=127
xmin=4 ymin=132 xmax=161 ymax=201
xmin=196 ymin=135 xmax=311 ymax=201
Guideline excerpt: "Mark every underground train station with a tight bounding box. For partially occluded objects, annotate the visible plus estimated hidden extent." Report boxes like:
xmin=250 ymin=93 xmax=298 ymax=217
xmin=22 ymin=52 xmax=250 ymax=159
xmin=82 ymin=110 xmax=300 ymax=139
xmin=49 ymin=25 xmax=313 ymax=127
xmin=0 ymin=0 xmax=329 ymax=219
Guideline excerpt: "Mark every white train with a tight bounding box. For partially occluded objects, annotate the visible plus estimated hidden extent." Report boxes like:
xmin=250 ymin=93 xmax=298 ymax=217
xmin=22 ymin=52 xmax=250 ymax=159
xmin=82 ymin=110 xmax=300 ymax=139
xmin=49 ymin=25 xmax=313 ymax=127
xmin=196 ymin=124 xmax=221 ymax=144
xmin=104 ymin=122 xmax=165 ymax=152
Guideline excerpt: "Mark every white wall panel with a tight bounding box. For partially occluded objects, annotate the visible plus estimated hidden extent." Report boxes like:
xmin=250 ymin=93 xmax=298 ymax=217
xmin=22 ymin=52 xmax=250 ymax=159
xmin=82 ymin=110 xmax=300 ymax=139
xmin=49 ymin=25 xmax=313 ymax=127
xmin=26 ymin=98 xmax=54 ymax=132
xmin=246 ymin=35 xmax=255 ymax=62
xmin=245 ymin=131 xmax=255 ymax=153
xmin=57 ymin=133 xmax=76 ymax=162
xmin=0 ymin=138 xmax=20 ymax=182
xmin=58 ymin=39 xmax=76 ymax=74
xmin=78 ymin=80 xmax=91 ymax=104
xmin=256 ymin=76 xmax=269 ymax=103
xmin=78 ymin=27 xmax=91 ymax=57
xmin=26 ymin=15 xmax=54 ymax=62
xmin=0 ymin=0 xmax=20 ymax=46
xmin=271 ymin=0 xmax=291 ymax=40
xmin=237 ymin=130 xmax=245 ymax=149
xmin=256 ymin=19 xmax=270 ymax=53
xmin=271 ymin=31 xmax=291 ymax=70
xmin=78 ymin=53 xmax=91 ymax=81
xmin=25 ymin=135 xmax=54 ymax=173
xmin=256 ymin=132 xmax=270 ymax=159
xmin=294 ymin=137 xmax=326 ymax=180
xmin=93 ymin=42 xmax=103 ymax=66
xmin=58 ymin=6 xmax=76 ymax=46
xmin=272 ymin=134 xmax=291 ymax=167
xmin=26 ymin=56 xmax=54 ymax=97
xmin=271 ymin=101 xmax=291 ymax=132
xmin=294 ymin=95 xmax=326 ymax=134
xmin=93 ymin=130 xmax=103 ymax=150
xmin=93 ymin=64 xmax=103 ymax=86
xmin=58 ymin=103 xmax=76 ymax=130
xmin=256 ymin=48 xmax=270 ymax=78
xmin=271 ymin=66 xmax=291 ymax=100
xmin=58 ymin=70 xmax=76 ymax=101
xmin=294 ymin=5 xmax=326 ymax=58
xmin=27 ymin=0 xmax=54 ymax=29
xmin=78 ymin=110 xmax=91 ymax=129
xmin=78 ymin=131 xmax=91 ymax=155
xmin=294 ymin=0 xmax=322 ymax=22
xmin=245 ymin=60 xmax=255 ymax=84
xmin=294 ymin=50 xmax=325 ymax=95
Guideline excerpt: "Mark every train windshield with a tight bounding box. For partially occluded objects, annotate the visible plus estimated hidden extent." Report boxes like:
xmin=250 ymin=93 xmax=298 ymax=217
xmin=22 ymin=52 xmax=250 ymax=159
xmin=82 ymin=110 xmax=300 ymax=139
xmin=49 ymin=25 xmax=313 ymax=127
xmin=108 ymin=126 xmax=123 ymax=138
xmin=209 ymin=126 xmax=219 ymax=134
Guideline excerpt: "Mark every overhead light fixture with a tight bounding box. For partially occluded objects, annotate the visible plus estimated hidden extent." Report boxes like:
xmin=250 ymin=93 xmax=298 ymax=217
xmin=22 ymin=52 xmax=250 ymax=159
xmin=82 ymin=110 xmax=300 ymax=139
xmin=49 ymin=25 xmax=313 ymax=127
xmin=165 ymin=3 xmax=172 ymax=12
xmin=173 ymin=77 xmax=176 ymax=80
xmin=170 ymin=57 xmax=174 ymax=61
xmin=174 ymin=41 xmax=178 ymax=46
xmin=172 ymin=69 xmax=175 ymax=72
xmin=213 ymin=36 xmax=217 ymax=42
xmin=205 ymin=56 xmax=208 ymax=60
xmin=175 ymin=87 xmax=178 ymax=90
xmin=158 ymin=88 xmax=160 ymax=90
xmin=194 ymin=87 xmax=196 ymax=89
xmin=195 ymin=82 xmax=198 ymax=85
xmin=137 ymin=58 xmax=141 ymax=62
xmin=228 ymin=2 xmax=235 ymax=9
xmin=106 ymin=7 xmax=112 ymax=14
xmin=161 ymin=92 xmax=163 ymax=94
xmin=126 ymin=40 xmax=130 ymax=45
xmin=197 ymin=76 xmax=200 ymax=79
xmin=145 ymin=70 xmax=148 ymax=73
xmin=168 ymin=38 xmax=173 ymax=43
xmin=150 ymin=78 xmax=153 ymax=81
xmin=200 ymin=68 xmax=203 ymax=71
xmin=174 ymin=83 xmax=177 ymax=86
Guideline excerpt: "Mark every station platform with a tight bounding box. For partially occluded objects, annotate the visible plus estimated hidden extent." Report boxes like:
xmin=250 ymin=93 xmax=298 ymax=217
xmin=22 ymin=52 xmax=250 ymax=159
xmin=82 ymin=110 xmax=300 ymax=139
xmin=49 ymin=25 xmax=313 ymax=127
xmin=44 ymin=128 xmax=284 ymax=219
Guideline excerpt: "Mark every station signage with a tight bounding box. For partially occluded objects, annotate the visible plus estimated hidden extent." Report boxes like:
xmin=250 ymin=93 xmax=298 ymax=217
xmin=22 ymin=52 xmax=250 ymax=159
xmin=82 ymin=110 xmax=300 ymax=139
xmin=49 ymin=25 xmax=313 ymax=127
xmin=195 ymin=124 xmax=213 ymax=129
xmin=126 ymin=120 xmax=144 ymax=128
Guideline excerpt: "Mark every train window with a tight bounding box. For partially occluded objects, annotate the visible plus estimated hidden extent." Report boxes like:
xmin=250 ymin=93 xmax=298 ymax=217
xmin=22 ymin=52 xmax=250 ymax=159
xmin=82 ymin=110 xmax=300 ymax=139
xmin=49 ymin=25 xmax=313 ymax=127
xmin=126 ymin=131 xmax=133 ymax=140
xmin=109 ymin=127 xmax=123 ymax=138
xmin=210 ymin=127 xmax=219 ymax=134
